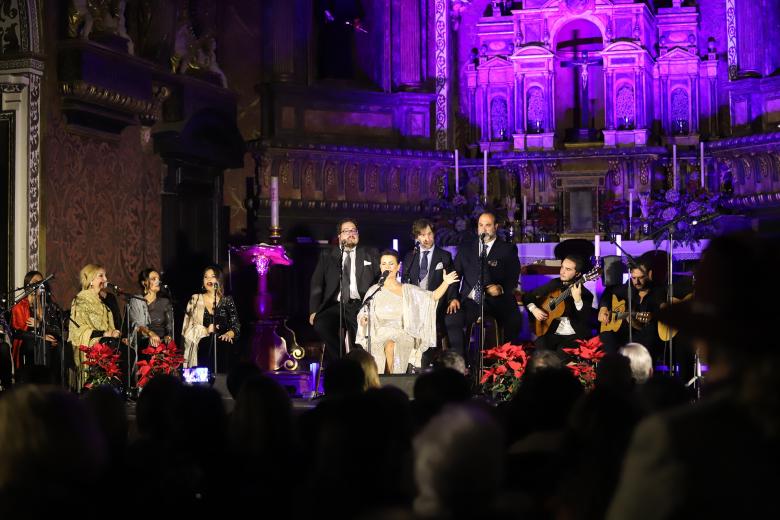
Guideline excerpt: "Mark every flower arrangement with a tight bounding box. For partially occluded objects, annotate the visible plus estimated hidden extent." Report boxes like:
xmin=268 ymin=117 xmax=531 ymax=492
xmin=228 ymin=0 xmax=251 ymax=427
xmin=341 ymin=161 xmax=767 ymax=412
xmin=136 ymin=340 xmax=185 ymax=388
xmin=562 ymin=336 xmax=606 ymax=390
xmin=79 ymin=342 xmax=123 ymax=390
xmin=643 ymin=186 xmax=722 ymax=248
xmin=600 ymin=198 xmax=628 ymax=234
xmin=480 ymin=342 xmax=532 ymax=400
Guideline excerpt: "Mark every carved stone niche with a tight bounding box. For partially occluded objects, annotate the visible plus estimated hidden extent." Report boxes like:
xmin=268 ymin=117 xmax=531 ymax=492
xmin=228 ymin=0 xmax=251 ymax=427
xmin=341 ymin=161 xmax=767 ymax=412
xmin=552 ymin=168 xmax=607 ymax=236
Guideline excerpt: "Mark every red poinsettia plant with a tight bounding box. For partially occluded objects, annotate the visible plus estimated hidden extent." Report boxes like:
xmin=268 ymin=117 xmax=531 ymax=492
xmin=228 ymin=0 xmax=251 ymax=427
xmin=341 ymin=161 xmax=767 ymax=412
xmin=562 ymin=336 xmax=606 ymax=389
xmin=480 ymin=342 xmax=532 ymax=400
xmin=136 ymin=340 xmax=185 ymax=388
xmin=79 ymin=342 xmax=123 ymax=390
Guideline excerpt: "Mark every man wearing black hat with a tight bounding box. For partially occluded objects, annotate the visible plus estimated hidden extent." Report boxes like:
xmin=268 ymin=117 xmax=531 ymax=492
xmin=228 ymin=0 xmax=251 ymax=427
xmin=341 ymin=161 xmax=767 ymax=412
xmin=607 ymin=233 xmax=780 ymax=519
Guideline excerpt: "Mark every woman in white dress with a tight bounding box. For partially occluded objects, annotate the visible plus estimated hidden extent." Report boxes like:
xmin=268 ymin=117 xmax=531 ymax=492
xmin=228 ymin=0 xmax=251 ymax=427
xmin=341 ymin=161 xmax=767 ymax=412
xmin=357 ymin=250 xmax=459 ymax=374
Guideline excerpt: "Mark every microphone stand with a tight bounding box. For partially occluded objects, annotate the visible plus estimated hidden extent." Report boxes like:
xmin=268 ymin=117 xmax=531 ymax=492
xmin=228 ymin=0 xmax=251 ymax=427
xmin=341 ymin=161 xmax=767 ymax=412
xmin=338 ymin=243 xmax=346 ymax=360
xmin=112 ymin=286 xmax=145 ymax=393
xmin=478 ymin=235 xmax=487 ymax=387
xmin=609 ymin=239 xmax=639 ymax=344
xmin=212 ymin=286 xmax=222 ymax=379
xmin=404 ymin=242 xmax=420 ymax=284
xmin=360 ymin=283 xmax=384 ymax=365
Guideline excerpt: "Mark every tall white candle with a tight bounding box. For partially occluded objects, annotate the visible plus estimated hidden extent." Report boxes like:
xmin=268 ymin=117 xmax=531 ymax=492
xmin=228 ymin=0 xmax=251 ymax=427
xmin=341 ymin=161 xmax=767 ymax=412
xmin=270 ymin=176 xmax=279 ymax=228
xmin=615 ymin=234 xmax=622 ymax=257
xmin=522 ymin=195 xmax=527 ymax=222
xmin=483 ymin=150 xmax=488 ymax=202
xmin=454 ymin=149 xmax=460 ymax=194
xmin=700 ymin=142 xmax=705 ymax=189
xmin=628 ymin=190 xmax=633 ymax=235
xmin=594 ymin=234 xmax=600 ymax=258
xmin=672 ymin=144 xmax=678 ymax=190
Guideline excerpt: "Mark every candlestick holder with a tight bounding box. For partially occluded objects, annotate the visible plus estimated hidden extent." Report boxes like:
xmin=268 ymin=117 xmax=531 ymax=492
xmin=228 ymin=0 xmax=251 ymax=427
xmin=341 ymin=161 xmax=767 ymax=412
xmin=269 ymin=225 xmax=281 ymax=244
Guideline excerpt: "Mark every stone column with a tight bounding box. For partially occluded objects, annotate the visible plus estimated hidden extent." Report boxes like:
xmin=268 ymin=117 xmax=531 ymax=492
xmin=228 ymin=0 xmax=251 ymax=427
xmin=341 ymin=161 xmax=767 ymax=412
xmin=635 ymin=69 xmax=645 ymax=128
xmin=605 ymin=71 xmax=615 ymax=130
xmin=271 ymin=0 xmax=296 ymax=81
xmin=689 ymin=75 xmax=699 ymax=133
xmin=395 ymin=0 xmax=423 ymax=88
xmin=736 ymin=0 xmax=763 ymax=75
xmin=516 ymin=73 xmax=525 ymax=133
xmin=546 ymin=73 xmax=554 ymax=132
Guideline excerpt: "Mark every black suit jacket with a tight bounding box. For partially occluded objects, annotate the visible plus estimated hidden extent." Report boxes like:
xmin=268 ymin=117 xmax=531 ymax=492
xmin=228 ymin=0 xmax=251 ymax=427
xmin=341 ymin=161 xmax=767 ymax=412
xmin=521 ymin=278 xmax=594 ymax=338
xmin=453 ymin=238 xmax=520 ymax=302
xmin=402 ymin=246 xmax=457 ymax=308
xmin=309 ymin=245 xmax=381 ymax=314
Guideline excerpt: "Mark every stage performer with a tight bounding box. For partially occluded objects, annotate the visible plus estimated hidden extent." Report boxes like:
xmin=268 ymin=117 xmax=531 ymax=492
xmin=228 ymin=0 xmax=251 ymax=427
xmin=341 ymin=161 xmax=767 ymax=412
xmin=128 ymin=268 xmax=174 ymax=361
xmin=309 ymin=218 xmax=380 ymax=366
xmin=357 ymin=249 xmax=459 ymax=374
xmin=181 ymin=265 xmax=240 ymax=373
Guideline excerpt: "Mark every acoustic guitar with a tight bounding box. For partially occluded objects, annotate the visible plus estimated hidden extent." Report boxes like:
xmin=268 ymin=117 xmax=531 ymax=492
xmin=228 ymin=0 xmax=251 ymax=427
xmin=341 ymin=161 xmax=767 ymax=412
xmin=532 ymin=266 xmax=601 ymax=337
xmin=599 ymin=294 xmax=652 ymax=333
xmin=657 ymin=293 xmax=694 ymax=341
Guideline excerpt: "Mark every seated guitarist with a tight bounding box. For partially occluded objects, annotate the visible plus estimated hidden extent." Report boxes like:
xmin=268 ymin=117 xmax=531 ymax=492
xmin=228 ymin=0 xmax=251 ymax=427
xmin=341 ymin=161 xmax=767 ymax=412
xmin=598 ymin=259 xmax=665 ymax=358
xmin=522 ymin=255 xmax=594 ymax=352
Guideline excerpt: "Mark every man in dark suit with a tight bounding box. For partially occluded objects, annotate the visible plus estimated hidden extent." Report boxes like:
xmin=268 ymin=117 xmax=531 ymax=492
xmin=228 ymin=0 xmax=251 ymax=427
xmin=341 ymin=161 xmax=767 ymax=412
xmin=522 ymin=254 xmax=594 ymax=352
xmin=402 ymin=218 xmax=456 ymax=366
xmin=309 ymin=218 xmax=380 ymax=365
xmin=445 ymin=212 xmax=522 ymax=362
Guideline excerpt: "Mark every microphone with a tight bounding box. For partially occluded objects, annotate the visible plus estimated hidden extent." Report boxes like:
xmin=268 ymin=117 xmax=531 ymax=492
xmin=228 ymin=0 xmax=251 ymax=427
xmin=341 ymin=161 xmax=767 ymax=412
xmin=480 ymin=232 xmax=487 ymax=242
xmin=106 ymin=283 xmax=121 ymax=292
xmin=377 ymin=270 xmax=390 ymax=288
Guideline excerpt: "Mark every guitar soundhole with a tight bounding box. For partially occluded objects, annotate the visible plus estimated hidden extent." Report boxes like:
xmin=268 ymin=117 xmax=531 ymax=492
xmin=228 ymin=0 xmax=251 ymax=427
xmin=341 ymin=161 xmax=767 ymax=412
xmin=548 ymin=300 xmax=557 ymax=311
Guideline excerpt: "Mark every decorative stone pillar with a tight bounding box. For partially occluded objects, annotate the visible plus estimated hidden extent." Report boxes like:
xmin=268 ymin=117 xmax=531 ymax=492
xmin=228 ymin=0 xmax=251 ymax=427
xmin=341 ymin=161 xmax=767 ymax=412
xmin=735 ymin=0 xmax=763 ymax=76
xmin=635 ymin=69 xmax=644 ymax=128
xmin=605 ymin=71 xmax=615 ymax=130
xmin=395 ymin=0 xmax=423 ymax=89
xmin=516 ymin=73 xmax=525 ymax=133
xmin=434 ymin=0 xmax=449 ymax=149
xmin=689 ymin=75 xmax=699 ymax=134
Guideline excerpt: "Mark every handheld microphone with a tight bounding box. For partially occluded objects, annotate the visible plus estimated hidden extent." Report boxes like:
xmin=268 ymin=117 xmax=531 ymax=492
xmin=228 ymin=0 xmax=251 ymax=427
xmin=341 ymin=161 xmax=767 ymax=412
xmin=377 ymin=270 xmax=390 ymax=288
xmin=480 ymin=232 xmax=487 ymax=241
xmin=107 ymin=283 xmax=121 ymax=292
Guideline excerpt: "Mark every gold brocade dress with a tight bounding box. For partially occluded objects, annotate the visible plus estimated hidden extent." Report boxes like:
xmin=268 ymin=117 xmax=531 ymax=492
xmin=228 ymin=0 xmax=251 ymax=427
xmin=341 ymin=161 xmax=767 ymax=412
xmin=69 ymin=290 xmax=115 ymax=389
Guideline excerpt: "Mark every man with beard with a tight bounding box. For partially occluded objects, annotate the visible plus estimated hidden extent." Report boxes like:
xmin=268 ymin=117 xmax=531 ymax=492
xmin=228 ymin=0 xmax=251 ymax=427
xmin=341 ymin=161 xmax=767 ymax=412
xmin=444 ymin=212 xmax=522 ymax=366
xmin=598 ymin=258 xmax=666 ymax=358
xmin=522 ymin=255 xmax=594 ymax=352
xmin=310 ymin=218 xmax=380 ymax=366
xmin=402 ymin=219 xmax=456 ymax=366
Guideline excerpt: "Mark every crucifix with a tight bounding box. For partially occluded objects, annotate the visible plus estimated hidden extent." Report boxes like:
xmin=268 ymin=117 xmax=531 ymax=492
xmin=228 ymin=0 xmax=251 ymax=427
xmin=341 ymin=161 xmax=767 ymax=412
xmin=560 ymin=51 xmax=603 ymax=131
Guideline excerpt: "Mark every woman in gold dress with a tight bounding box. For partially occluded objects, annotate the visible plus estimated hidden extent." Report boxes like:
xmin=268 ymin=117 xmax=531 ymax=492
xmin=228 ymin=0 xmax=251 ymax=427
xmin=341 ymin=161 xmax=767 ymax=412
xmin=68 ymin=264 xmax=121 ymax=389
xmin=357 ymin=250 xmax=459 ymax=374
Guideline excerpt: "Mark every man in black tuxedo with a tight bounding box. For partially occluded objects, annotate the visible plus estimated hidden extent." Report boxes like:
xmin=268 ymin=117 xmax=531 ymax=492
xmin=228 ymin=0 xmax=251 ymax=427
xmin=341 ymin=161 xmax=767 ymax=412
xmin=402 ymin=218 xmax=456 ymax=365
xmin=522 ymin=254 xmax=594 ymax=352
xmin=309 ymin=218 xmax=380 ymax=365
xmin=444 ymin=212 xmax=522 ymax=362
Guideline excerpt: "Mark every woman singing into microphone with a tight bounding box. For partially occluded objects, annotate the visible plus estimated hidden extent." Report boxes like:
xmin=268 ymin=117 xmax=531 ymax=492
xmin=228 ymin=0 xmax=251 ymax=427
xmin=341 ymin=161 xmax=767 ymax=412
xmin=356 ymin=250 xmax=459 ymax=374
xmin=10 ymin=270 xmax=60 ymax=383
xmin=181 ymin=265 xmax=240 ymax=373
xmin=128 ymin=268 xmax=174 ymax=361
xmin=69 ymin=264 xmax=121 ymax=389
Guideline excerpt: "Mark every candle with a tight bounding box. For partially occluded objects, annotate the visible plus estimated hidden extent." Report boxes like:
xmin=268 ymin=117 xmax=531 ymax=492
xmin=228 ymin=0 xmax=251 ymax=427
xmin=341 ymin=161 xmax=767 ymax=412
xmin=615 ymin=234 xmax=622 ymax=257
xmin=483 ymin=150 xmax=488 ymax=203
xmin=595 ymin=234 xmax=600 ymax=258
xmin=700 ymin=142 xmax=705 ymax=189
xmin=270 ymin=176 xmax=279 ymax=228
xmin=454 ymin=149 xmax=460 ymax=194
xmin=392 ymin=238 xmax=399 ymax=251
xmin=522 ymin=195 xmax=527 ymax=222
xmin=672 ymin=144 xmax=678 ymax=190
xmin=628 ymin=190 xmax=633 ymax=236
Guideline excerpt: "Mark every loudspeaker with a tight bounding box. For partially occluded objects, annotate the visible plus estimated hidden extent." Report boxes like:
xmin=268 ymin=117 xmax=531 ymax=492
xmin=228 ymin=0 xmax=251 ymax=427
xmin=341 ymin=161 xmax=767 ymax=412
xmin=379 ymin=374 xmax=419 ymax=398
xmin=602 ymin=255 xmax=626 ymax=287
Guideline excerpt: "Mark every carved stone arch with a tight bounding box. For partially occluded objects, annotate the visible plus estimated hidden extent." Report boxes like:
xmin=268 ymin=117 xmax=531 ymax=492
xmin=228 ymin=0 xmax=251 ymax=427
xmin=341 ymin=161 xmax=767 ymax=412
xmin=0 ymin=0 xmax=44 ymax=287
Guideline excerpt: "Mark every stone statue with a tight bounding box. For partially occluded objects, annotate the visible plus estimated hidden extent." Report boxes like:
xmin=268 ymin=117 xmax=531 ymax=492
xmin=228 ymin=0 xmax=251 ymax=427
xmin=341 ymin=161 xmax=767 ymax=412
xmin=68 ymin=0 xmax=134 ymax=53
xmin=172 ymin=14 xmax=227 ymax=87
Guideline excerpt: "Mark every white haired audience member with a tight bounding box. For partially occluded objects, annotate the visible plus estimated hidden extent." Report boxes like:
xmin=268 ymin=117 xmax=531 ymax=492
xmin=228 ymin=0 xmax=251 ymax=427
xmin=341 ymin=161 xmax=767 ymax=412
xmin=618 ymin=342 xmax=653 ymax=384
